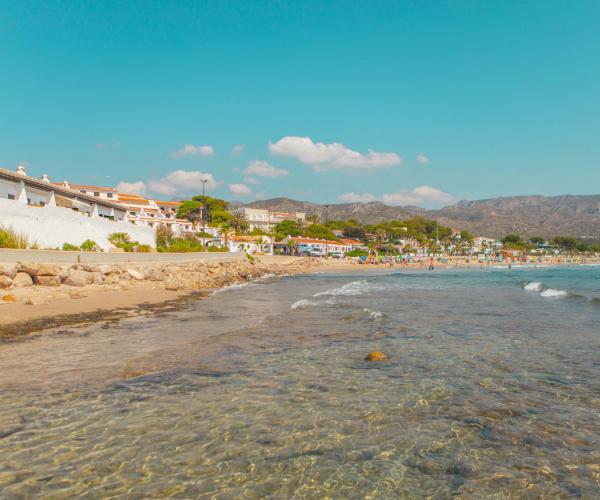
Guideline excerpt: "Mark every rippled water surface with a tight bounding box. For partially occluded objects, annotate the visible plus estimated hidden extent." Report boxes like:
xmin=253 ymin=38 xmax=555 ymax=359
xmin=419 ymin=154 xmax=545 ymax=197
xmin=1 ymin=266 xmax=600 ymax=497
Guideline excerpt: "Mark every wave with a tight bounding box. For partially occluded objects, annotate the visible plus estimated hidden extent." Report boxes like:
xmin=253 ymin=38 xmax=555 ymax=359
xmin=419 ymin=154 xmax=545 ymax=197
xmin=540 ymin=288 xmax=568 ymax=298
xmin=314 ymin=280 xmax=371 ymax=297
xmin=291 ymin=299 xmax=318 ymax=310
xmin=524 ymin=281 xmax=543 ymax=292
xmin=362 ymin=307 xmax=383 ymax=319
xmin=213 ymin=282 xmax=255 ymax=293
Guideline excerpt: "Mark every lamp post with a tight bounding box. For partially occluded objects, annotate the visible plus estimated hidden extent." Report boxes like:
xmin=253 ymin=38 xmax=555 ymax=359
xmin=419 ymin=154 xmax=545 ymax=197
xmin=200 ymin=178 xmax=208 ymax=246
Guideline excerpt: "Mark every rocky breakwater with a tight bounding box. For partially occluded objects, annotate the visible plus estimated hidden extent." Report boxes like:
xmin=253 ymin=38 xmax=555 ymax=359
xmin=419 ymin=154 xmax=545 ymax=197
xmin=0 ymin=257 xmax=321 ymax=305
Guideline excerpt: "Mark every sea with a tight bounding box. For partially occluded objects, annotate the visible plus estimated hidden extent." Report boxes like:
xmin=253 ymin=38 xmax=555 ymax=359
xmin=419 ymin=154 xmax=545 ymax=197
xmin=1 ymin=265 xmax=600 ymax=497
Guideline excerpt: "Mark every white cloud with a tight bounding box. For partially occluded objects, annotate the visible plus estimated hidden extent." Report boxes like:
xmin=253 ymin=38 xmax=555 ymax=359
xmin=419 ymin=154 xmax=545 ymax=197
xmin=338 ymin=186 xmax=457 ymax=208
xmin=269 ymin=136 xmax=402 ymax=171
xmin=116 ymin=180 xmax=146 ymax=196
xmin=416 ymin=153 xmax=430 ymax=165
xmin=147 ymin=170 xmax=218 ymax=196
xmin=232 ymin=144 xmax=245 ymax=156
xmin=244 ymin=177 xmax=261 ymax=185
xmin=382 ymin=186 xmax=456 ymax=207
xmin=229 ymin=183 xmax=252 ymax=196
xmin=244 ymin=160 xmax=289 ymax=178
xmin=171 ymin=144 xmax=215 ymax=158
xmin=338 ymin=192 xmax=377 ymax=203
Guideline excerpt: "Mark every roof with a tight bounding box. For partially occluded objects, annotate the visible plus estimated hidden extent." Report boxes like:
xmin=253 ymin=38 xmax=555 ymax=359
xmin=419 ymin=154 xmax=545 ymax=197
xmin=155 ymin=200 xmax=181 ymax=206
xmin=230 ymin=235 xmax=271 ymax=242
xmin=54 ymin=183 xmax=117 ymax=192
xmin=0 ymin=168 xmax=126 ymax=212
xmin=291 ymin=237 xmax=349 ymax=245
xmin=339 ymin=238 xmax=364 ymax=245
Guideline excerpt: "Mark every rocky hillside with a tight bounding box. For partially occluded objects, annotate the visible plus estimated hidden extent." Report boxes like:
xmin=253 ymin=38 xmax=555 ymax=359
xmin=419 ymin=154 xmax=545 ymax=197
xmin=242 ymin=195 xmax=600 ymax=239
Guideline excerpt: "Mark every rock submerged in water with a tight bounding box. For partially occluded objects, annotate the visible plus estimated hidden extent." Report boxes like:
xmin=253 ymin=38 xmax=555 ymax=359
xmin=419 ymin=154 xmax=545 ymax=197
xmin=365 ymin=351 xmax=388 ymax=362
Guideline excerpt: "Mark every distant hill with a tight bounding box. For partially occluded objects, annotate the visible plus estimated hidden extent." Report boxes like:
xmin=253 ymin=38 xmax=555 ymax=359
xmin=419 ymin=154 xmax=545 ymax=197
xmin=240 ymin=195 xmax=600 ymax=239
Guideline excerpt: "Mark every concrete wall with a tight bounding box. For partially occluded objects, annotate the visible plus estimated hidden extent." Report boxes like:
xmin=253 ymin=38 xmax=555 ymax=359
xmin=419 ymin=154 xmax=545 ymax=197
xmin=0 ymin=248 xmax=243 ymax=264
xmin=0 ymin=198 xmax=156 ymax=251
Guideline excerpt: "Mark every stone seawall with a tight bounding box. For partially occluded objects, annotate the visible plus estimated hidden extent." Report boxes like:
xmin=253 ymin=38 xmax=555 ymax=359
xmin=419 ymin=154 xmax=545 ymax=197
xmin=0 ymin=257 xmax=322 ymax=304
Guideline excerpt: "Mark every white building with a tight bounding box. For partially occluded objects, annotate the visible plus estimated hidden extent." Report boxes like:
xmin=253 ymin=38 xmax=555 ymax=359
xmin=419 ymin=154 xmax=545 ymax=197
xmin=118 ymin=193 xmax=195 ymax=235
xmin=0 ymin=166 xmax=155 ymax=251
xmin=227 ymin=235 xmax=273 ymax=254
xmin=275 ymin=237 xmax=353 ymax=256
xmin=239 ymin=207 xmax=306 ymax=232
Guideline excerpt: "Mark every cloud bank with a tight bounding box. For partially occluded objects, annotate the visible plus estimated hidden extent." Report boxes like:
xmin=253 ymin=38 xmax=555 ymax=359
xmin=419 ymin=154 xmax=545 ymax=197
xmin=269 ymin=136 xmax=402 ymax=171
xmin=171 ymin=144 xmax=215 ymax=158
xmin=338 ymin=186 xmax=457 ymax=208
xmin=229 ymin=183 xmax=252 ymax=196
xmin=244 ymin=160 xmax=289 ymax=178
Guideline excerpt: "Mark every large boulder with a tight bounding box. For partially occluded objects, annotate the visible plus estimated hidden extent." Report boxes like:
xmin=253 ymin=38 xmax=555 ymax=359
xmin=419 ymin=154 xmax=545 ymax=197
xmin=12 ymin=272 xmax=33 ymax=288
xmin=63 ymin=269 xmax=87 ymax=287
xmin=0 ymin=275 xmax=12 ymax=289
xmin=34 ymin=275 xmax=61 ymax=287
xmin=37 ymin=264 xmax=60 ymax=276
xmin=145 ymin=268 xmax=165 ymax=281
xmin=18 ymin=262 xmax=40 ymax=276
xmin=127 ymin=268 xmax=145 ymax=280
xmin=0 ymin=262 xmax=18 ymax=278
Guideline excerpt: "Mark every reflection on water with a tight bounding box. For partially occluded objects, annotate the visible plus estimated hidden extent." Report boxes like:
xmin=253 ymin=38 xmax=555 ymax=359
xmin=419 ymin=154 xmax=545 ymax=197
xmin=1 ymin=267 xmax=600 ymax=497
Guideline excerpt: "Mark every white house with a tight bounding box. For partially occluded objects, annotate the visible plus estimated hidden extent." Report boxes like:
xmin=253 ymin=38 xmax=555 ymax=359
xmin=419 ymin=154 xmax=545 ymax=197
xmin=0 ymin=165 xmax=155 ymax=251
xmin=239 ymin=207 xmax=306 ymax=232
xmin=227 ymin=235 xmax=273 ymax=254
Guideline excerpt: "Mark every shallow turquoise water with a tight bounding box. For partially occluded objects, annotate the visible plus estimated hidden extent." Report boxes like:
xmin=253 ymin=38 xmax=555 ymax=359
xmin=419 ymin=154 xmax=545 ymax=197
xmin=1 ymin=266 xmax=600 ymax=497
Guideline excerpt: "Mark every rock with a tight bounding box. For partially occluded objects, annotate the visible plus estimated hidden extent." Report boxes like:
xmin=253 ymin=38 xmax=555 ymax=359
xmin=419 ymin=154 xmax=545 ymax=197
xmin=18 ymin=261 xmax=40 ymax=276
xmin=34 ymin=275 xmax=61 ymax=287
xmin=165 ymin=281 xmax=180 ymax=291
xmin=1 ymin=294 xmax=17 ymax=302
xmin=91 ymin=272 xmax=103 ymax=285
xmin=145 ymin=268 xmax=165 ymax=281
xmin=0 ymin=275 xmax=12 ymax=289
xmin=63 ymin=269 xmax=87 ymax=287
xmin=83 ymin=265 xmax=99 ymax=273
xmin=37 ymin=264 xmax=59 ymax=276
xmin=365 ymin=351 xmax=388 ymax=362
xmin=98 ymin=265 xmax=113 ymax=275
xmin=12 ymin=272 xmax=33 ymax=287
xmin=127 ymin=268 xmax=145 ymax=280
xmin=0 ymin=262 xmax=18 ymax=278
xmin=69 ymin=290 xmax=87 ymax=299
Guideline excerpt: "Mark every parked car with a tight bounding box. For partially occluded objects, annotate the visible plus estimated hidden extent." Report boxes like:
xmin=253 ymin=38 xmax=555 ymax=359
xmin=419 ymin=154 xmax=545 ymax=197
xmin=309 ymin=250 xmax=325 ymax=257
xmin=330 ymin=252 xmax=344 ymax=259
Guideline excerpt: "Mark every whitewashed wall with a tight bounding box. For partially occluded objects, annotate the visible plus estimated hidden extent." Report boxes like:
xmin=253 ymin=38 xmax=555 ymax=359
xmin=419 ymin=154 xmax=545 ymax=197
xmin=0 ymin=199 xmax=156 ymax=251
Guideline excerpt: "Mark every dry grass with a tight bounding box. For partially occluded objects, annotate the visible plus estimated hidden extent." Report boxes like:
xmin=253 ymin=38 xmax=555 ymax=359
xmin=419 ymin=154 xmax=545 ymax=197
xmin=0 ymin=225 xmax=34 ymax=249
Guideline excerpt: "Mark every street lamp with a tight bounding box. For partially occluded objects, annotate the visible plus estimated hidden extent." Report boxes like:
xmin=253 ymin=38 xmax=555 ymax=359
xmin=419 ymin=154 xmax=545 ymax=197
xmin=324 ymin=204 xmax=330 ymax=257
xmin=200 ymin=178 xmax=208 ymax=246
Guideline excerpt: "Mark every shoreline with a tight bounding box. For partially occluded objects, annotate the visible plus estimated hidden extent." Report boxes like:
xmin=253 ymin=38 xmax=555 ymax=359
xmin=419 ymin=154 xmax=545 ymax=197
xmin=1 ymin=255 xmax=596 ymax=337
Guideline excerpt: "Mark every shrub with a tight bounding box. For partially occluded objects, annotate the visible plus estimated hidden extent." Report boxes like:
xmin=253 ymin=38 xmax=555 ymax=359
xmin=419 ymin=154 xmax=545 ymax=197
xmin=62 ymin=243 xmax=80 ymax=251
xmin=80 ymin=239 xmax=101 ymax=252
xmin=0 ymin=226 xmax=31 ymax=249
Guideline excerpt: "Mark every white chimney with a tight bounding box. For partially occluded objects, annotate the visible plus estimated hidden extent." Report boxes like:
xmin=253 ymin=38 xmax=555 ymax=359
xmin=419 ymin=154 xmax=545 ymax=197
xmin=42 ymin=174 xmax=50 ymax=182
xmin=63 ymin=180 xmax=70 ymax=189
xmin=16 ymin=164 xmax=26 ymax=176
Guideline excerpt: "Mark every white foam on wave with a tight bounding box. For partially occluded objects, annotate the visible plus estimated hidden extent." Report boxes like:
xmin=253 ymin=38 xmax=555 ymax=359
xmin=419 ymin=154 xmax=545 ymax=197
xmin=362 ymin=307 xmax=383 ymax=319
xmin=213 ymin=282 xmax=255 ymax=293
xmin=524 ymin=282 xmax=543 ymax=291
xmin=540 ymin=288 xmax=568 ymax=298
xmin=314 ymin=280 xmax=371 ymax=297
xmin=291 ymin=299 xmax=317 ymax=309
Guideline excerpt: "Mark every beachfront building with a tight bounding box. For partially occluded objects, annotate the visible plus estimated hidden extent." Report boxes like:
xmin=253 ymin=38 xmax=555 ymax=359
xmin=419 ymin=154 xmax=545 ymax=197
xmin=239 ymin=207 xmax=306 ymax=232
xmin=226 ymin=235 xmax=273 ymax=254
xmin=471 ymin=236 xmax=502 ymax=255
xmin=117 ymin=193 xmax=195 ymax=235
xmin=274 ymin=236 xmax=353 ymax=256
xmin=0 ymin=165 xmax=154 ymax=250
xmin=54 ymin=182 xmax=119 ymax=201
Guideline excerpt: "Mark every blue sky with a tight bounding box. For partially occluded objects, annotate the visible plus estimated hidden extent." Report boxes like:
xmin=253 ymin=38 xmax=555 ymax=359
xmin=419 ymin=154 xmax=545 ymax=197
xmin=1 ymin=0 xmax=599 ymax=208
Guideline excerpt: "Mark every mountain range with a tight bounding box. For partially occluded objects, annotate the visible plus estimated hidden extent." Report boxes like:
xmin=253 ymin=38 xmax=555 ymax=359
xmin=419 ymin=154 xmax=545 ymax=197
xmin=239 ymin=195 xmax=600 ymax=240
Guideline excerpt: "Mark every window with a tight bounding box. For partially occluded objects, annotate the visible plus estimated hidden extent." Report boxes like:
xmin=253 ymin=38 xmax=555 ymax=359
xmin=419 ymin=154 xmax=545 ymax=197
xmin=80 ymin=190 xmax=86 ymax=194
xmin=94 ymin=192 xmax=100 ymax=197
xmin=130 ymin=211 xmax=136 ymax=216
xmin=7 ymin=194 xmax=15 ymax=200
xmin=107 ymin=193 xmax=113 ymax=198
